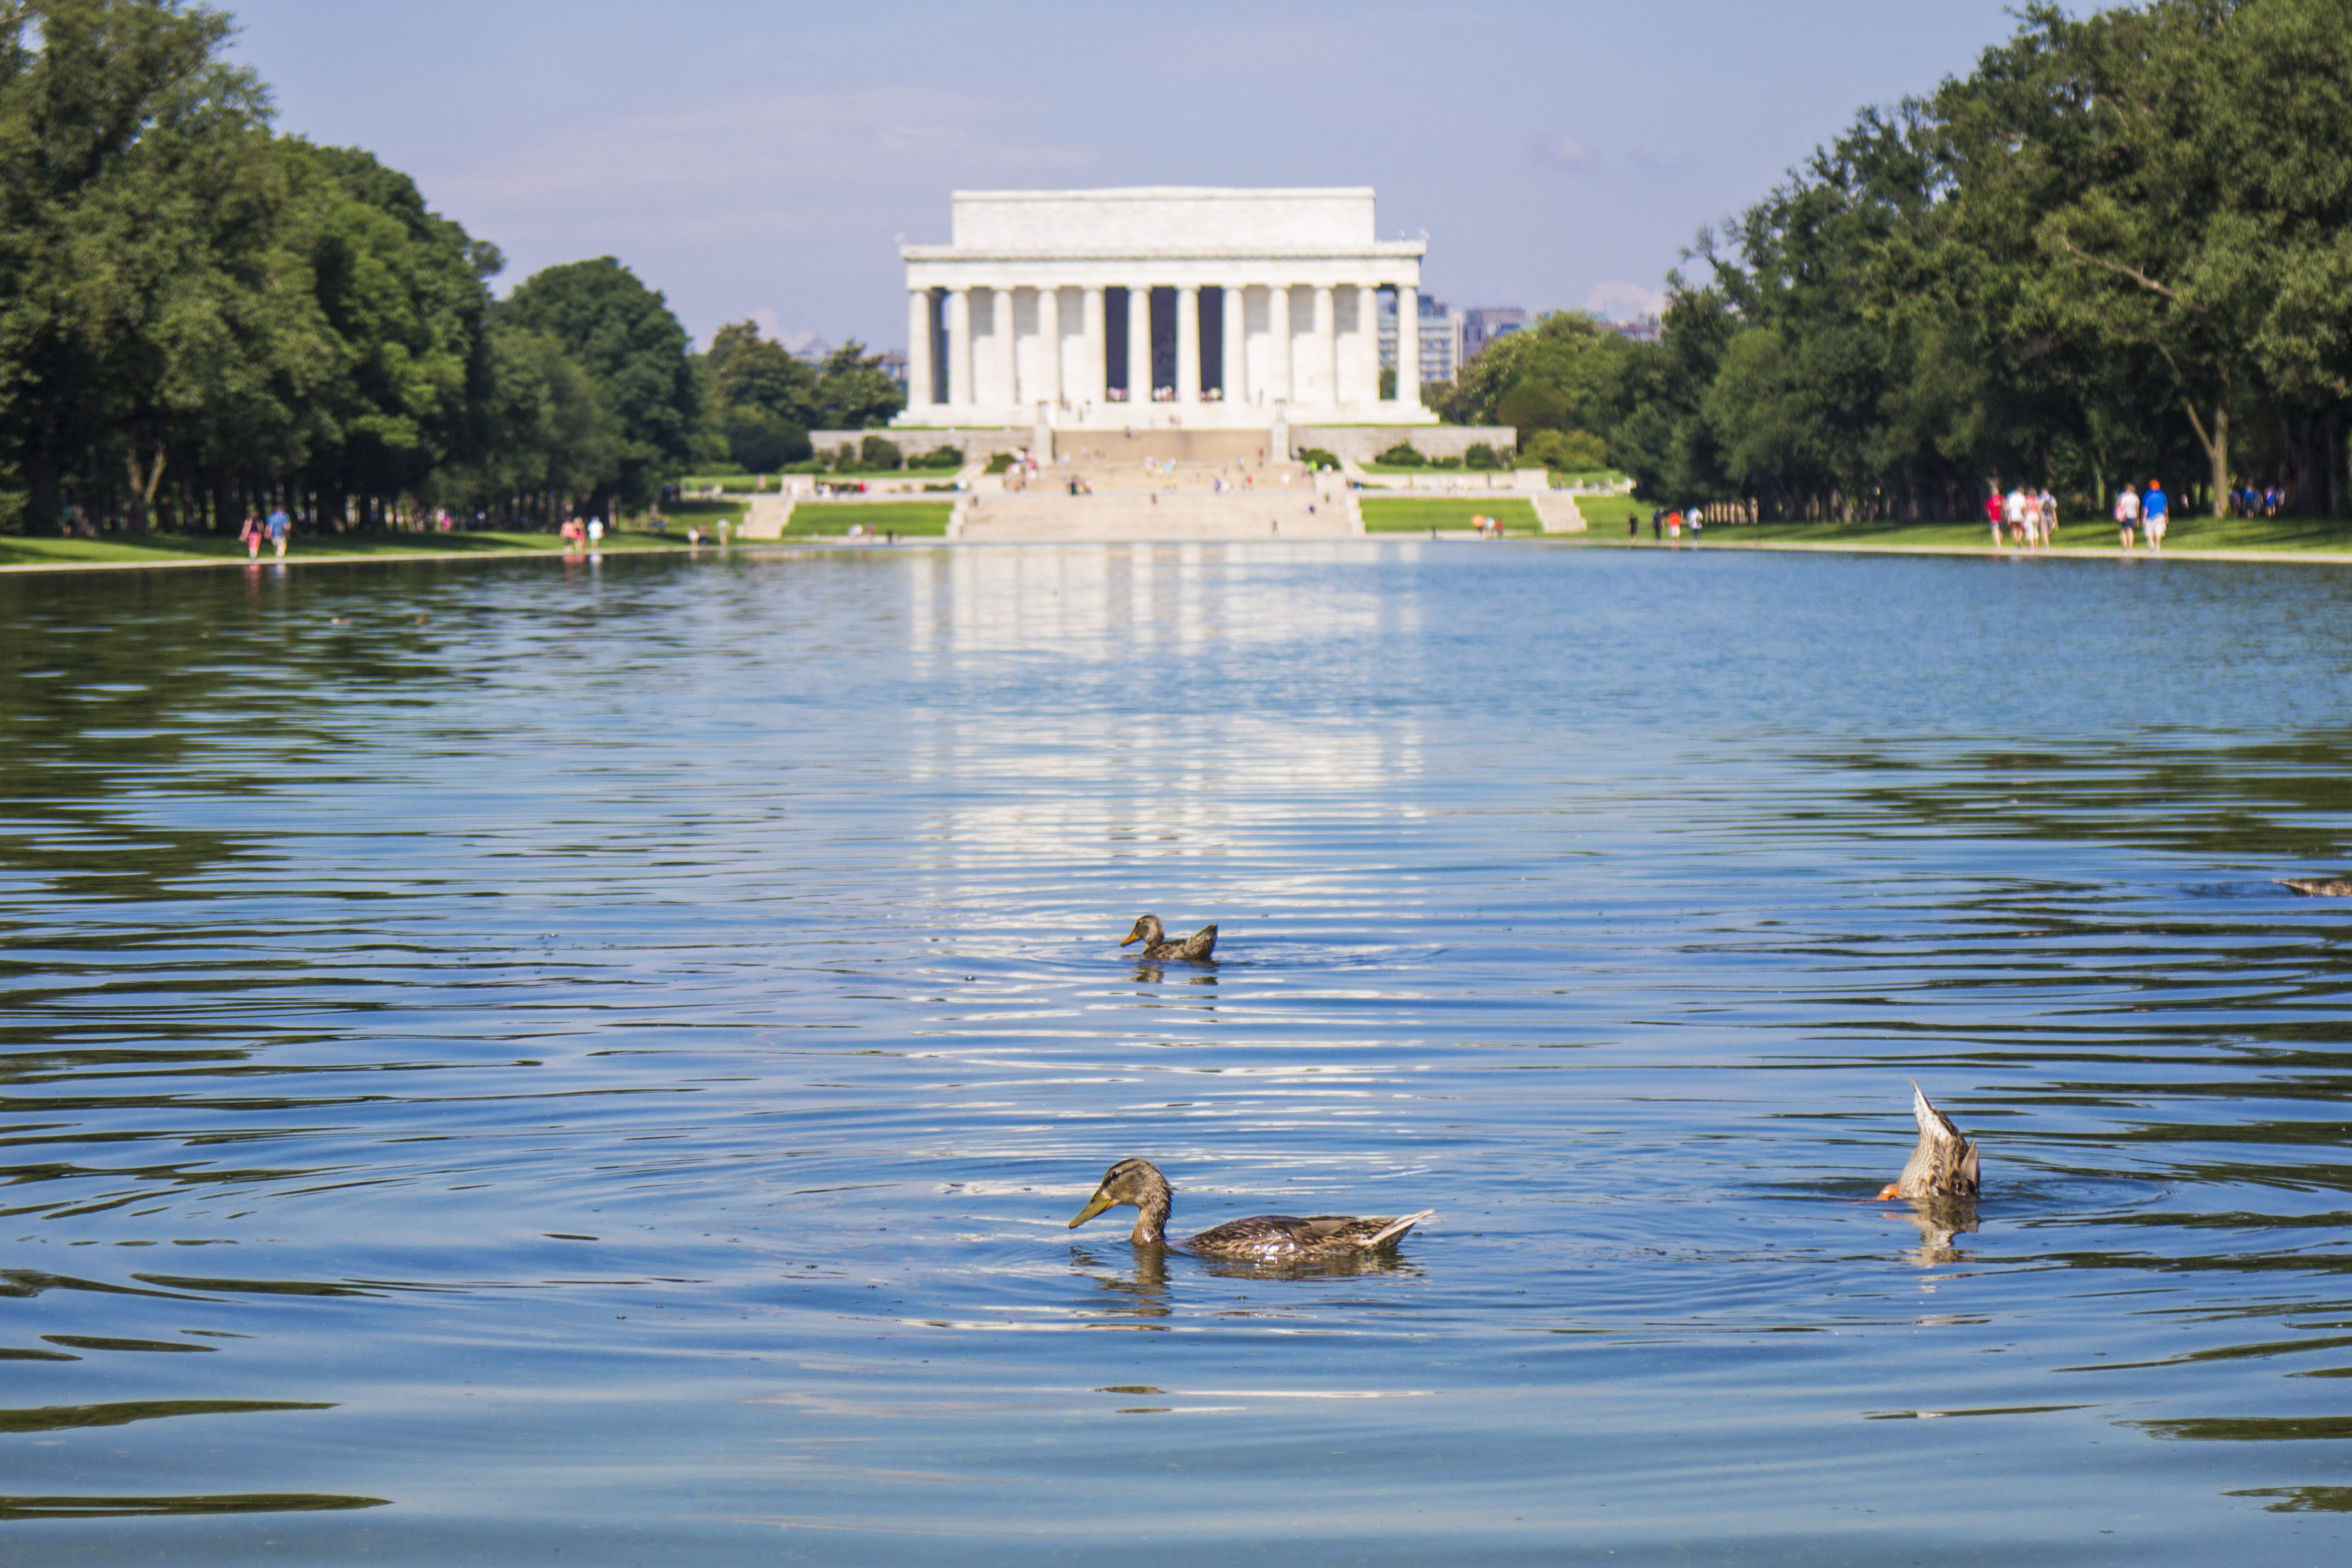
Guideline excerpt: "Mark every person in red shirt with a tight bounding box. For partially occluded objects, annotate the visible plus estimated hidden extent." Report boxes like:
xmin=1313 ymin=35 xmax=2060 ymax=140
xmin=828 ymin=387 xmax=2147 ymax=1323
xmin=1985 ymin=489 xmax=2003 ymax=546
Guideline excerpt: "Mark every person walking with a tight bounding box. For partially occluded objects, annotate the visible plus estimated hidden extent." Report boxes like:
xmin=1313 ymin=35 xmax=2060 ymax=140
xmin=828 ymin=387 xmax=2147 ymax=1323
xmin=2116 ymin=483 xmax=2139 ymax=550
xmin=2142 ymin=480 xmax=2168 ymax=551
xmin=2003 ymin=485 xmax=2026 ymax=547
xmin=2039 ymin=488 xmax=2059 ymax=544
xmin=266 ymin=505 xmax=290 ymax=559
xmin=239 ymin=512 xmax=261 ymax=560
xmin=1986 ymin=487 xmax=2003 ymax=546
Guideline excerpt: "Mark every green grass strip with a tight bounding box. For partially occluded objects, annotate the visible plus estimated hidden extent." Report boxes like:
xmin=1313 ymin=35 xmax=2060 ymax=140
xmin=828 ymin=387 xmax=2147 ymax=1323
xmin=1359 ymin=497 xmax=1542 ymax=533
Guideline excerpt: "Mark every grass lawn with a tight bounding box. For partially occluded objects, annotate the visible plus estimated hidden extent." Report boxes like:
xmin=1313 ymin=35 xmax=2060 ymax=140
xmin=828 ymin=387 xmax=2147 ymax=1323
xmin=0 ymin=528 xmax=691 ymax=571
xmin=782 ymin=500 xmax=954 ymax=537
xmin=1571 ymin=494 xmax=1647 ymax=535
xmin=660 ymin=498 xmax=749 ymax=530
xmin=1591 ymin=511 xmax=2352 ymax=555
xmin=1360 ymin=497 xmax=1542 ymax=533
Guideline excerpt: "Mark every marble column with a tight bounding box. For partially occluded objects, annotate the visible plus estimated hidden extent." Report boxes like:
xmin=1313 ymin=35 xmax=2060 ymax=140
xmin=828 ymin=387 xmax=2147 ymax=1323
xmin=1175 ymin=286 xmax=1200 ymax=403
xmin=1312 ymin=286 xmax=1336 ymax=406
xmin=1036 ymin=285 xmax=1062 ymax=407
xmin=1221 ymin=286 xmax=1244 ymax=405
xmin=906 ymin=288 xmax=934 ymax=410
xmin=1126 ymin=286 xmax=1151 ymax=406
xmin=1395 ymin=284 xmax=1420 ymax=408
xmin=1353 ymin=284 xmax=1376 ymax=405
xmin=1082 ymin=285 xmax=1106 ymax=406
xmin=946 ymin=287 xmax=972 ymax=408
xmin=1269 ymin=285 xmax=1293 ymax=403
xmin=993 ymin=287 xmax=1015 ymax=409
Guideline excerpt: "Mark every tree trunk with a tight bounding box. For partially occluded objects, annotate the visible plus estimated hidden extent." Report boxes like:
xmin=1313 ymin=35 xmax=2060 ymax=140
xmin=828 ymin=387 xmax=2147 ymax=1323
xmin=2180 ymin=389 xmax=2230 ymax=519
xmin=28 ymin=409 xmax=60 ymax=533
xmin=122 ymin=438 xmax=168 ymax=533
xmin=2331 ymin=410 xmax=2346 ymax=520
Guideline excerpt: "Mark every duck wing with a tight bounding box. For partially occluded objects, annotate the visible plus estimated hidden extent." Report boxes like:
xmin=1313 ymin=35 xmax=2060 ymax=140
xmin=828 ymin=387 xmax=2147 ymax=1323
xmin=1179 ymin=923 xmax=1218 ymax=959
xmin=1186 ymin=1209 xmax=1433 ymax=1257
xmin=2282 ymin=877 xmax=2352 ymax=896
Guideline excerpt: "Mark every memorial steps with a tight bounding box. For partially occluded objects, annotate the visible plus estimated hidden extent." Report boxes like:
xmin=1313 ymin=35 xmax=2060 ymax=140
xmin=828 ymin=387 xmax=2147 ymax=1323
xmin=956 ymin=464 xmax=1357 ymax=541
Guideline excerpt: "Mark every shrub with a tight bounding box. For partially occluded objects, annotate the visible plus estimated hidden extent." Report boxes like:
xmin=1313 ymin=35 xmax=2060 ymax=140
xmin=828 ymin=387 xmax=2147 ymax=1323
xmin=1376 ymin=442 xmax=1426 ymax=467
xmin=1464 ymin=442 xmax=1504 ymax=471
xmin=1524 ymin=428 xmax=1608 ymax=471
xmin=1430 ymin=454 xmax=1463 ymax=470
xmin=829 ymin=444 xmax=861 ymax=472
xmin=914 ymin=445 xmax=965 ymax=470
xmin=781 ymin=457 xmax=829 ymax=475
xmin=984 ymin=452 xmax=1015 ymax=474
xmin=723 ymin=407 xmax=812 ymax=471
xmin=860 ymin=433 xmax=904 ymax=470
xmin=1295 ymin=446 xmax=1342 ymax=471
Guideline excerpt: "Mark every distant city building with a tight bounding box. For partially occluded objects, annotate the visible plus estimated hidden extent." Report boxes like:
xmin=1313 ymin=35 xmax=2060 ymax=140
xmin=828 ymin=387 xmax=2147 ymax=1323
xmin=878 ymin=348 xmax=908 ymax=390
xmin=782 ymin=333 xmax=834 ymax=366
xmin=1610 ymin=317 xmax=1662 ymax=345
xmin=1458 ymin=306 xmax=1529 ymax=364
xmin=1377 ymin=290 xmax=1458 ymax=384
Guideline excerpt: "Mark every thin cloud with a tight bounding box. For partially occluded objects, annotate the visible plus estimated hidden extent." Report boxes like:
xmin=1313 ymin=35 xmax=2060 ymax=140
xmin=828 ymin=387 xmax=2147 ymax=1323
xmin=1529 ymin=131 xmax=1590 ymax=170
xmin=1587 ymin=281 xmax=1665 ymax=321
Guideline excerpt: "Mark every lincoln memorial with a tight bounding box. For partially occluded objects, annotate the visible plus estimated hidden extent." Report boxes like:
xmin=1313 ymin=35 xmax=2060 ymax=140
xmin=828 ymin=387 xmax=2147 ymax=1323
xmin=894 ymin=187 xmax=1440 ymax=433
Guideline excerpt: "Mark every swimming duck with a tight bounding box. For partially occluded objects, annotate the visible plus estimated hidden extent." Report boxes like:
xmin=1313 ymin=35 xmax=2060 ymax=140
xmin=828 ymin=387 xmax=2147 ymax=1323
xmin=1119 ymin=914 xmax=1217 ymax=961
xmin=1067 ymin=1158 xmax=1433 ymax=1260
xmin=1878 ymin=1082 xmax=1980 ymax=1201
xmin=2281 ymin=876 xmax=2352 ymax=896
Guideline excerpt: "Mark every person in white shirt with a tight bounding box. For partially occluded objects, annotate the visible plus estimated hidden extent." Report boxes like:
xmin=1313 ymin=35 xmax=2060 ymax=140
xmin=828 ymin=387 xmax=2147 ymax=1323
xmin=2115 ymin=484 xmax=2139 ymax=549
xmin=2004 ymin=487 xmax=2026 ymax=546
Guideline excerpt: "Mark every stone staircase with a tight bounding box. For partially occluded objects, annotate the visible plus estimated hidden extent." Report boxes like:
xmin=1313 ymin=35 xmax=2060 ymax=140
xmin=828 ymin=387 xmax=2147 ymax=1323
xmin=956 ymin=484 xmax=1357 ymax=541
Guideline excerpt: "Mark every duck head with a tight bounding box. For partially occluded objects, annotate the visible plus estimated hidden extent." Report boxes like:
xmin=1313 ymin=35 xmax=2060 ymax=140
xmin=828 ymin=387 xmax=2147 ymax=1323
xmin=1067 ymin=1157 xmax=1173 ymax=1245
xmin=1119 ymin=915 xmax=1166 ymax=949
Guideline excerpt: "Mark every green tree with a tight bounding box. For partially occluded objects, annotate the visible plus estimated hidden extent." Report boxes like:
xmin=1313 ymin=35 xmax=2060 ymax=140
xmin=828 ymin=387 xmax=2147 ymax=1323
xmin=501 ymin=256 xmax=699 ymax=509
xmin=807 ymin=340 xmax=905 ymax=430
xmin=0 ymin=0 xmax=262 ymax=528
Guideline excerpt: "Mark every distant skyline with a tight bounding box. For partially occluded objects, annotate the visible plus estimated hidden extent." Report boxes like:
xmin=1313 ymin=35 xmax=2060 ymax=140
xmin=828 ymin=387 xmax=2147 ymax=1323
xmin=223 ymin=0 xmax=2024 ymax=354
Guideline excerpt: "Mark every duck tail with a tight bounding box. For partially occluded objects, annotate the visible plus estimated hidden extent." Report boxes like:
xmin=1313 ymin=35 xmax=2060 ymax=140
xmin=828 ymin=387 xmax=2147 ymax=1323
xmin=1186 ymin=924 xmax=1218 ymax=958
xmin=1359 ymin=1209 xmax=1435 ymax=1249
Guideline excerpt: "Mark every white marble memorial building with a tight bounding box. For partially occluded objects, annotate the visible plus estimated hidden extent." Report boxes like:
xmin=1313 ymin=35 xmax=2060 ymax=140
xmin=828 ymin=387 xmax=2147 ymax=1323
xmin=894 ymin=187 xmax=1438 ymax=432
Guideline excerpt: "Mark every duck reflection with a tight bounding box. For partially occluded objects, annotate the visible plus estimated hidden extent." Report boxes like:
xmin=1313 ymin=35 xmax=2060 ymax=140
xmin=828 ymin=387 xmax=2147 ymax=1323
xmin=1893 ymin=1194 xmax=1980 ymax=1268
xmin=1069 ymin=1243 xmax=1170 ymax=1318
xmin=1130 ymin=961 xmax=1219 ymax=988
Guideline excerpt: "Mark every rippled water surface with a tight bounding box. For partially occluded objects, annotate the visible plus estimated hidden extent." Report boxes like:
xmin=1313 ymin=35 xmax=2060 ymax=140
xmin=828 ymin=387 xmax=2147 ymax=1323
xmin=6 ymin=543 xmax=2352 ymax=1564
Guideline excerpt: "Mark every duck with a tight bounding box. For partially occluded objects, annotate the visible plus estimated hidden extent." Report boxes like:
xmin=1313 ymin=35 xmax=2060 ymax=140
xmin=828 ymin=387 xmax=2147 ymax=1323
xmin=2281 ymin=876 xmax=2352 ymax=896
xmin=1119 ymin=914 xmax=1217 ymax=961
xmin=1878 ymin=1082 xmax=1980 ymax=1201
xmin=1067 ymin=1158 xmax=1433 ymax=1261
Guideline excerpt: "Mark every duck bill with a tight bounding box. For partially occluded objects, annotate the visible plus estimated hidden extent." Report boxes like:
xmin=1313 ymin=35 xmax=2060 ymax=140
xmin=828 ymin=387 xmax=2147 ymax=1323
xmin=1067 ymin=1190 xmax=1117 ymax=1227
xmin=1118 ymin=931 xmax=1141 ymax=947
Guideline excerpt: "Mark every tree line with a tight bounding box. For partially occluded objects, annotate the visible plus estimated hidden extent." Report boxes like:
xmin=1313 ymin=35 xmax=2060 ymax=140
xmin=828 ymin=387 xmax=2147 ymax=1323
xmin=0 ymin=1 xmax=905 ymax=537
xmin=1431 ymin=0 xmax=2352 ymax=521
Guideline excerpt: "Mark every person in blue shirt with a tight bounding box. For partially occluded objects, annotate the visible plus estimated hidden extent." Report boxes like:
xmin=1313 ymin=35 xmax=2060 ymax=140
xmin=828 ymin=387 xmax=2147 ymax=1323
xmin=2141 ymin=480 xmax=2168 ymax=551
xmin=265 ymin=506 xmax=290 ymax=558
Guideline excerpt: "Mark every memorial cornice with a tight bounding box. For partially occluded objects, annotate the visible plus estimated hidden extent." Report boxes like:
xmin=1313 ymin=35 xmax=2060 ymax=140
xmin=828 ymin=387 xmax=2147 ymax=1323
xmin=899 ymin=243 xmax=1427 ymax=262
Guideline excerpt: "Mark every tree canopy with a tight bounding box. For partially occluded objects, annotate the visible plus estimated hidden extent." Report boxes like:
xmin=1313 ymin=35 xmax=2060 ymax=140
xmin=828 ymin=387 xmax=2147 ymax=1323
xmin=1444 ymin=0 xmax=2352 ymax=521
xmin=0 ymin=0 xmax=796 ymax=535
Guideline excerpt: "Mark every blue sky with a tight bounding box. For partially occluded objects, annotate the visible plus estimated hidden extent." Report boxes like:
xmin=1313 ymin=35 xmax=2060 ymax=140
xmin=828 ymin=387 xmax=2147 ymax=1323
xmin=223 ymin=1 xmax=2025 ymax=354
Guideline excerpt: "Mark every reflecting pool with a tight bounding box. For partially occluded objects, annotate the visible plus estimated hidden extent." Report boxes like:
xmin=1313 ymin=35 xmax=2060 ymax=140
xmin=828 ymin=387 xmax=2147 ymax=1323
xmin=4 ymin=543 xmax=2351 ymax=1563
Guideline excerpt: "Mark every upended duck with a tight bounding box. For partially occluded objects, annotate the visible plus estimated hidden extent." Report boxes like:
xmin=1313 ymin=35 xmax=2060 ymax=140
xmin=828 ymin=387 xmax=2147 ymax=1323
xmin=1119 ymin=914 xmax=1217 ymax=961
xmin=1067 ymin=1157 xmax=1433 ymax=1260
xmin=1878 ymin=1082 xmax=1980 ymax=1201
xmin=2282 ymin=875 xmax=2352 ymax=896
